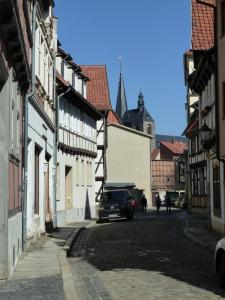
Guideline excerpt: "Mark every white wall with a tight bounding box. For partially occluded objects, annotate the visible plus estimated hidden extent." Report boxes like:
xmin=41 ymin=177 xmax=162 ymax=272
xmin=8 ymin=213 xmax=22 ymax=276
xmin=27 ymin=101 xmax=54 ymax=239
xmin=57 ymin=152 xmax=96 ymax=225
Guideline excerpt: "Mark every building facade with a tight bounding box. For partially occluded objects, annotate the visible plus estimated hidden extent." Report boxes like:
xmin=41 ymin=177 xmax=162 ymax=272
xmin=215 ymin=0 xmax=225 ymax=234
xmin=56 ymin=49 xmax=101 ymax=224
xmin=25 ymin=0 xmax=56 ymax=242
xmin=0 ymin=0 xmax=31 ymax=278
xmin=80 ymin=65 xmax=120 ymax=203
xmin=151 ymin=140 xmax=187 ymax=202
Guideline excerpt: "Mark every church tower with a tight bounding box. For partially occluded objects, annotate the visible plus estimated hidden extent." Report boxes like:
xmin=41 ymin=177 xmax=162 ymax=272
xmin=122 ymin=91 xmax=156 ymax=150
xmin=115 ymin=72 xmax=128 ymax=119
xmin=115 ymin=61 xmax=128 ymax=119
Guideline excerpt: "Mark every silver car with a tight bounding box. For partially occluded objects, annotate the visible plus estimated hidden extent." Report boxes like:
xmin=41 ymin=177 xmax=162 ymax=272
xmin=214 ymin=237 xmax=225 ymax=286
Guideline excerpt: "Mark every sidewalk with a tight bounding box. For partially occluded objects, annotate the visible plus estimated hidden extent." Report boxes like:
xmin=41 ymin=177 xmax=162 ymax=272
xmin=178 ymin=210 xmax=223 ymax=254
xmin=0 ymin=222 xmax=94 ymax=300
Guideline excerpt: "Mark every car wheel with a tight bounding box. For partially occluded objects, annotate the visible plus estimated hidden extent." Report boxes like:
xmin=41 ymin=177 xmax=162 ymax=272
xmin=218 ymin=251 xmax=225 ymax=288
xmin=126 ymin=214 xmax=132 ymax=221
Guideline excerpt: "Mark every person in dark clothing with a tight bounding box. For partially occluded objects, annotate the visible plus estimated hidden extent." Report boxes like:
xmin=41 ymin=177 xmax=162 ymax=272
xmin=141 ymin=195 xmax=147 ymax=212
xmin=155 ymin=194 xmax=161 ymax=214
xmin=166 ymin=196 xmax=171 ymax=212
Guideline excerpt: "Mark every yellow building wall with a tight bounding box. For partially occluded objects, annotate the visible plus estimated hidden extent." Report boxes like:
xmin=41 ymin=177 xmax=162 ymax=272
xmin=106 ymin=124 xmax=152 ymax=205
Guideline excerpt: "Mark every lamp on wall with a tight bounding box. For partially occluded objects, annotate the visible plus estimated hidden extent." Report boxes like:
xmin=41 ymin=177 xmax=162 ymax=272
xmin=199 ymin=121 xmax=212 ymax=151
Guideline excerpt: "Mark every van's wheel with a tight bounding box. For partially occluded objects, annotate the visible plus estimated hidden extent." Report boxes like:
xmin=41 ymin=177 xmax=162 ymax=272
xmin=219 ymin=252 xmax=225 ymax=288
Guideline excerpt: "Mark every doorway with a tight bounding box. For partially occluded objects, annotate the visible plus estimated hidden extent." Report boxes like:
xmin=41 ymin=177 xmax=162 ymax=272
xmin=65 ymin=166 xmax=73 ymax=223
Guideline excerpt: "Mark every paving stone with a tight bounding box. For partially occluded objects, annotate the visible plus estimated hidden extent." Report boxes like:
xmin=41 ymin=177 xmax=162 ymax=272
xmin=68 ymin=210 xmax=225 ymax=300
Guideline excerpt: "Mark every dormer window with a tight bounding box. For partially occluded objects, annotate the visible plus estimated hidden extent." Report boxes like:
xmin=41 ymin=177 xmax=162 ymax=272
xmin=61 ymin=59 xmax=64 ymax=78
xmin=72 ymin=72 xmax=75 ymax=88
xmin=81 ymin=80 xmax=84 ymax=96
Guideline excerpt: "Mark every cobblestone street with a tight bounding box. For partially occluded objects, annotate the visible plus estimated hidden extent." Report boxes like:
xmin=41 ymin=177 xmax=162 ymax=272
xmin=69 ymin=209 xmax=225 ymax=300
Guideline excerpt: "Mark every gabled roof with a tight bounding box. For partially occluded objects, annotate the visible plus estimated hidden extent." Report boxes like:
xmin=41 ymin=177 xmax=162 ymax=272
xmin=160 ymin=141 xmax=188 ymax=155
xmin=182 ymin=118 xmax=199 ymax=137
xmin=152 ymin=148 xmax=160 ymax=160
xmin=79 ymin=65 xmax=112 ymax=110
xmin=191 ymin=0 xmax=215 ymax=50
xmin=107 ymin=110 xmax=121 ymax=125
xmin=56 ymin=72 xmax=102 ymax=120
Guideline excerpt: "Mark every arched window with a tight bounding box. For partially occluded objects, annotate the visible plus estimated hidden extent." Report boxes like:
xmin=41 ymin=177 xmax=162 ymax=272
xmin=147 ymin=123 xmax=152 ymax=135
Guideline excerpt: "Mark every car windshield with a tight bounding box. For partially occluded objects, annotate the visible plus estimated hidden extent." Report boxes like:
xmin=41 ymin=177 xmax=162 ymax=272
xmin=103 ymin=191 xmax=129 ymax=204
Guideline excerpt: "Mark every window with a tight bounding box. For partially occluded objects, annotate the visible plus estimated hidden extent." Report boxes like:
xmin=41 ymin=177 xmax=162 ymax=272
xmin=72 ymin=72 xmax=75 ymax=88
xmin=147 ymin=124 xmax=152 ymax=135
xmin=192 ymin=170 xmax=198 ymax=196
xmin=10 ymin=76 xmax=20 ymax=156
xmin=223 ymin=82 xmax=225 ymax=118
xmin=59 ymin=98 xmax=64 ymax=125
xmin=64 ymin=100 xmax=69 ymax=128
xmin=191 ymin=136 xmax=196 ymax=154
xmin=81 ymin=80 xmax=84 ymax=96
xmin=48 ymin=58 xmax=52 ymax=96
xmin=221 ymin=1 xmax=225 ymax=36
xmin=213 ymin=159 xmax=221 ymax=217
xmin=8 ymin=161 xmax=21 ymax=216
xmin=61 ymin=59 xmax=64 ymax=77
xmin=34 ymin=146 xmax=40 ymax=215
xmin=81 ymin=159 xmax=84 ymax=186
xmin=76 ymin=158 xmax=79 ymax=186
xmin=199 ymin=167 xmax=206 ymax=195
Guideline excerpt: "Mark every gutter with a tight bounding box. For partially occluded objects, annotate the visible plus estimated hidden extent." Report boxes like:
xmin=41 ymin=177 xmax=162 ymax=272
xmin=22 ymin=0 xmax=37 ymax=250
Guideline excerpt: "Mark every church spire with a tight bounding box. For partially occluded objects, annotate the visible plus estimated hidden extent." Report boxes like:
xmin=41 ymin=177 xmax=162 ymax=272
xmin=115 ymin=58 xmax=128 ymax=119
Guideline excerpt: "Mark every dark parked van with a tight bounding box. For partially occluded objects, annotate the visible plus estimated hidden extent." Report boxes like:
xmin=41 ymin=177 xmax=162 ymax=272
xmin=97 ymin=189 xmax=134 ymax=222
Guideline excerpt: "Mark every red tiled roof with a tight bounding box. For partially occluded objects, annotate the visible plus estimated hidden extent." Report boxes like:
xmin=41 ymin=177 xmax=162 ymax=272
xmin=80 ymin=65 xmax=112 ymax=110
xmin=152 ymin=148 xmax=160 ymax=160
xmin=192 ymin=0 xmax=215 ymax=50
xmin=107 ymin=110 xmax=121 ymax=125
xmin=183 ymin=118 xmax=199 ymax=137
xmin=160 ymin=141 xmax=188 ymax=155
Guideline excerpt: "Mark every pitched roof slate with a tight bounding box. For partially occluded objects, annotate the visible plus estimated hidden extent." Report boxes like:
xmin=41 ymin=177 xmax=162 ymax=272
xmin=192 ymin=0 xmax=215 ymax=50
xmin=80 ymin=65 xmax=112 ymax=110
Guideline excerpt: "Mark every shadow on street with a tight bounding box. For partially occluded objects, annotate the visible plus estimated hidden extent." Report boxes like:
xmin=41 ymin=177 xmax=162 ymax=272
xmin=72 ymin=209 xmax=225 ymax=298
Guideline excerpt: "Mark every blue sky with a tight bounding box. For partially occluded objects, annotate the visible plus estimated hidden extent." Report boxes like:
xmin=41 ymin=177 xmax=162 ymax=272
xmin=55 ymin=0 xmax=190 ymax=136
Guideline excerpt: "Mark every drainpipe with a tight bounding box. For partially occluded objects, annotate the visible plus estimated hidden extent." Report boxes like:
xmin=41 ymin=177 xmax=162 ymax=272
xmin=22 ymin=0 xmax=37 ymax=250
xmin=54 ymin=86 xmax=70 ymax=227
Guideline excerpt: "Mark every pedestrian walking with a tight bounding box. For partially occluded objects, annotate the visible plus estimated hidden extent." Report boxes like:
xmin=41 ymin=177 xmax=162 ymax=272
xmin=129 ymin=196 xmax=137 ymax=215
xmin=155 ymin=193 xmax=161 ymax=214
xmin=141 ymin=195 xmax=147 ymax=212
xmin=166 ymin=195 xmax=171 ymax=212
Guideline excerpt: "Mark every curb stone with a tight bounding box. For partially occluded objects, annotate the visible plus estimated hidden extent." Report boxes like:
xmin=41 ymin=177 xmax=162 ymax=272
xmin=58 ymin=249 xmax=79 ymax=300
xmin=59 ymin=227 xmax=86 ymax=300
xmin=183 ymin=227 xmax=214 ymax=253
xmin=63 ymin=227 xmax=85 ymax=255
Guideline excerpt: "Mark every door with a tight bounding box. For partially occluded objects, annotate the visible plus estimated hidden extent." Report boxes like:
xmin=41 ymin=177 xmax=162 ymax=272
xmin=65 ymin=166 xmax=73 ymax=223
